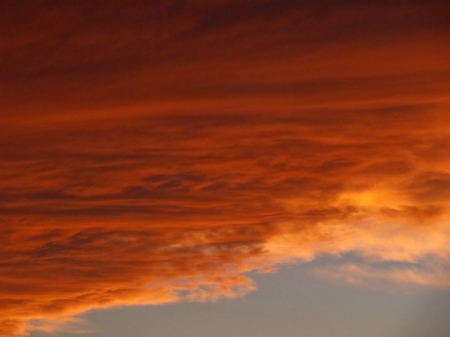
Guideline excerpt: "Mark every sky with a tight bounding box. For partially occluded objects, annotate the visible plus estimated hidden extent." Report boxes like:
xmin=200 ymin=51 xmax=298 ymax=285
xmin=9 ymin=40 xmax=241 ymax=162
xmin=1 ymin=1 xmax=450 ymax=336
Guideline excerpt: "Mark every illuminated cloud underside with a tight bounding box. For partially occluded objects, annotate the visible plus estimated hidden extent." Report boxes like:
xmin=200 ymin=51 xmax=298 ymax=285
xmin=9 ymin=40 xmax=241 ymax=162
xmin=2 ymin=109 xmax=449 ymax=336
xmin=1 ymin=0 xmax=449 ymax=335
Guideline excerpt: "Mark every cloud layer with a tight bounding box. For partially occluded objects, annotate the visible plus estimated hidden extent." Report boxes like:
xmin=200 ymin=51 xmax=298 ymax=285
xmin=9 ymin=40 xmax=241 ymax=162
xmin=1 ymin=1 xmax=449 ymax=335
xmin=2 ymin=109 xmax=449 ymax=335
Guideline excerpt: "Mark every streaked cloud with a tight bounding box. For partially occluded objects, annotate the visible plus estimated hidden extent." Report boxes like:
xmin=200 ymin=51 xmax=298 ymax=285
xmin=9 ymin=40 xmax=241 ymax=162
xmin=1 ymin=0 xmax=449 ymax=335
xmin=2 ymin=108 xmax=449 ymax=335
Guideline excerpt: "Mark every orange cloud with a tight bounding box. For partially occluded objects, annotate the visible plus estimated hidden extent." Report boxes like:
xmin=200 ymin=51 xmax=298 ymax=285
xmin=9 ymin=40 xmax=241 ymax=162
xmin=1 ymin=108 xmax=450 ymax=335
xmin=1 ymin=1 xmax=449 ymax=336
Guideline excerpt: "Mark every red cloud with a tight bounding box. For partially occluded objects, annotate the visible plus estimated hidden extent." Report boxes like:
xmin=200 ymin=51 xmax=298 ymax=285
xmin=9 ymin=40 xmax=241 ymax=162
xmin=1 ymin=1 xmax=449 ymax=335
xmin=1 ymin=109 xmax=450 ymax=335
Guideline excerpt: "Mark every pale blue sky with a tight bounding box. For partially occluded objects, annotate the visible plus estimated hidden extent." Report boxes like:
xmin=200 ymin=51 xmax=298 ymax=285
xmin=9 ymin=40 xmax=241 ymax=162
xmin=30 ymin=263 xmax=450 ymax=337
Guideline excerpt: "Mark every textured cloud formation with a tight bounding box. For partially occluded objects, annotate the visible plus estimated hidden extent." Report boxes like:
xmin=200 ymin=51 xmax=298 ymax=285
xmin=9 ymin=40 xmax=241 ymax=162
xmin=1 ymin=0 xmax=449 ymax=336
xmin=2 ymin=110 xmax=449 ymax=336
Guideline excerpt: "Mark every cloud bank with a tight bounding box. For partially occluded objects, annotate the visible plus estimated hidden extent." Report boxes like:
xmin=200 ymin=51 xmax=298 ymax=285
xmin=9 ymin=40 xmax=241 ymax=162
xmin=2 ymin=109 xmax=449 ymax=335
xmin=1 ymin=0 xmax=449 ymax=335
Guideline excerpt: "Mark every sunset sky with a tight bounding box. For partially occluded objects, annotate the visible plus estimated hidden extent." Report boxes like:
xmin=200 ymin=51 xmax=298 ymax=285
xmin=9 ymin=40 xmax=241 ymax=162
xmin=1 ymin=1 xmax=450 ymax=336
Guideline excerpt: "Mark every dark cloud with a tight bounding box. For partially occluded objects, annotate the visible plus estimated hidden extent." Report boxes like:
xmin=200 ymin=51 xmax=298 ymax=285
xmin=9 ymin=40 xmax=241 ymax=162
xmin=1 ymin=0 xmax=448 ymax=115
xmin=407 ymin=172 xmax=450 ymax=203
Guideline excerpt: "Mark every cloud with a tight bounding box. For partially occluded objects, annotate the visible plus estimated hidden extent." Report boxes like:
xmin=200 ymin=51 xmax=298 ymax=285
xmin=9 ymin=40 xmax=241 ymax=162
xmin=1 ymin=0 xmax=449 ymax=118
xmin=1 ymin=107 xmax=450 ymax=335
xmin=1 ymin=1 xmax=449 ymax=335
xmin=313 ymin=262 xmax=450 ymax=293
